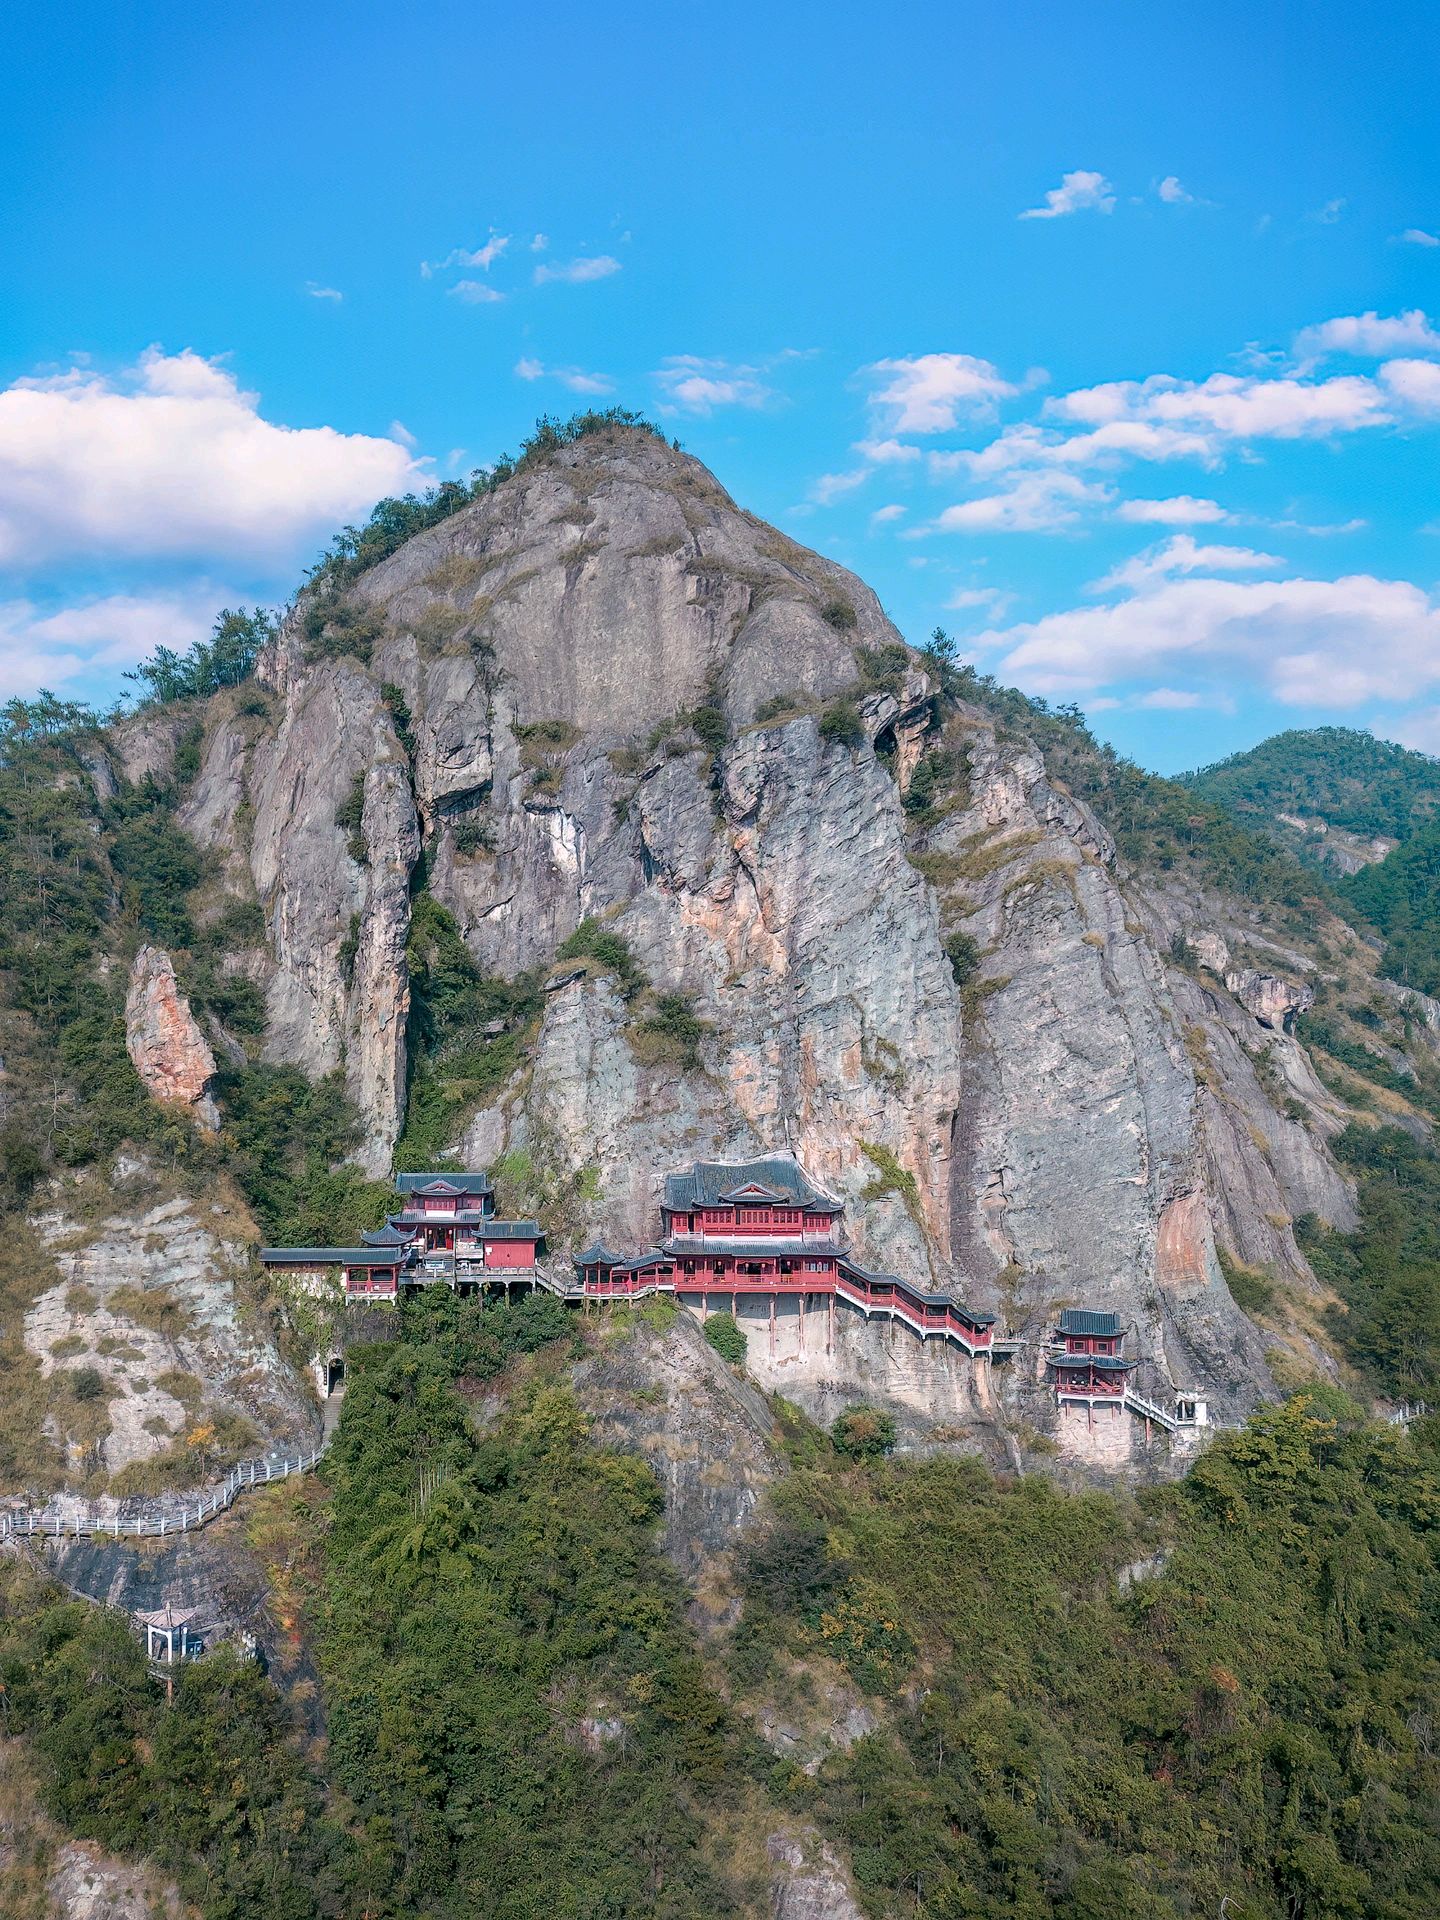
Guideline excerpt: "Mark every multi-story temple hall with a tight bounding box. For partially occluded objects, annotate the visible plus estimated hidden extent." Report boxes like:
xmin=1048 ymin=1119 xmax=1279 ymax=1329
xmin=575 ymin=1154 xmax=1001 ymax=1360
xmin=260 ymin=1171 xmax=543 ymax=1300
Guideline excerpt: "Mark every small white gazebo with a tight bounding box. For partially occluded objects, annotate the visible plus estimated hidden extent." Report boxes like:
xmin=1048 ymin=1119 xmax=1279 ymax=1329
xmin=135 ymin=1603 xmax=204 ymax=1665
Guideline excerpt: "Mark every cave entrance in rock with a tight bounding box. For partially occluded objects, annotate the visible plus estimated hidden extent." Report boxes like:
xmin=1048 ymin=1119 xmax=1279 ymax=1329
xmin=326 ymin=1357 xmax=346 ymax=1395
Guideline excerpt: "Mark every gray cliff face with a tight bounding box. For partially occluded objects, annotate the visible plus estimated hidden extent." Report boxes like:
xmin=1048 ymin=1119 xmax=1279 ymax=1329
xmin=186 ymin=661 xmax=418 ymax=1174
xmin=175 ymin=426 xmax=1360 ymax=1448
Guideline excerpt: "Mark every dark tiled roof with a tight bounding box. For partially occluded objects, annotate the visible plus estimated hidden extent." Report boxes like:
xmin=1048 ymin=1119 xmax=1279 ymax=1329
xmin=614 ymin=1250 xmax=673 ymax=1274
xmin=662 ymin=1155 xmax=842 ymax=1213
xmin=574 ymin=1241 xmax=623 ymax=1267
xmin=362 ymin=1225 xmax=414 ymax=1247
xmin=1058 ymin=1308 xmax=1121 ymax=1337
xmin=481 ymin=1220 xmax=543 ymax=1241
xmin=1049 ymin=1353 xmax=1135 ymax=1373
xmin=837 ymin=1258 xmax=996 ymax=1326
xmin=260 ymin=1247 xmax=400 ymax=1267
xmin=394 ymin=1171 xmax=493 ymax=1196
xmin=390 ymin=1208 xmax=492 ymax=1225
xmin=664 ymin=1236 xmax=844 ymax=1258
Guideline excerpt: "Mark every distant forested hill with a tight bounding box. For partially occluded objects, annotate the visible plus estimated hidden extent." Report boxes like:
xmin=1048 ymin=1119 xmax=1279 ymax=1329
xmin=1183 ymin=726 xmax=1440 ymax=847
xmin=1182 ymin=725 xmax=1440 ymax=994
xmin=1342 ymin=819 xmax=1440 ymax=995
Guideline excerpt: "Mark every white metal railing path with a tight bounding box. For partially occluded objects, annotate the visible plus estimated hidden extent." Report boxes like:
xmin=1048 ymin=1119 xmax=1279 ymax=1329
xmin=1387 ymin=1401 xmax=1431 ymax=1427
xmin=1124 ymin=1390 xmax=1179 ymax=1434
xmin=0 ymin=1441 xmax=329 ymax=1543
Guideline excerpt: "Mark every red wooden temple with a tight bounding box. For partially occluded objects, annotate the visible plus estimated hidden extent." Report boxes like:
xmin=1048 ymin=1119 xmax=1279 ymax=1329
xmin=573 ymin=1155 xmax=998 ymax=1357
xmin=260 ymin=1171 xmax=542 ymax=1300
xmin=1045 ymin=1308 xmax=1137 ymax=1404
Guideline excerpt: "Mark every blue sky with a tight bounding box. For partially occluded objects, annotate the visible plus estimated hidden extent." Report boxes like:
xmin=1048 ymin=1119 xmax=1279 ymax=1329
xmin=2 ymin=0 xmax=1438 ymax=772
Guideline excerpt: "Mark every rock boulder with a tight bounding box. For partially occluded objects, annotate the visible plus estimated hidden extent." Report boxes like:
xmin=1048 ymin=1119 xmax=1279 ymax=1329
xmin=124 ymin=946 xmax=219 ymax=1129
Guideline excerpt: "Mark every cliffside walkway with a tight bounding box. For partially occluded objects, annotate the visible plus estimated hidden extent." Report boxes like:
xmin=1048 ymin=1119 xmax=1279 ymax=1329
xmin=0 ymin=1439 xmax=329 ymax=1543
xmin=1123 ymin=1390 xmax=1179 ymax=1434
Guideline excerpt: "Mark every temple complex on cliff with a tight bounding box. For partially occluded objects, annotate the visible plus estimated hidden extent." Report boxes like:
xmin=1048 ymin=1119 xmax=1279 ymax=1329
xmin=259 ymin=1153 xmax=1207 ymax=1435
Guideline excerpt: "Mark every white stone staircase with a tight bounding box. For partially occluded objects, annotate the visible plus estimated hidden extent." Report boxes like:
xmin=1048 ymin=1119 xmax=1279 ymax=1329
xmin=1124 ymin=1389 xmax=1179 ymax=1434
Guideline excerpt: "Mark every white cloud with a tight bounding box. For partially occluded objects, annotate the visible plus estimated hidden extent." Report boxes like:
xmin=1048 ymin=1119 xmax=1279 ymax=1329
xmin=854 ymin=437 xmax=922 ymax=464
xmin=0 ymin=347 xmax=419 ymax=568
xmin=305 ymin=282 xmax=343 ymax=302
xmin=1380 ymin=357 xmax=1440 ymax=413
xmin=654 ymin=355 xmax=773 ymax=414
xmin=1270 ymin=514 xmax=1367 ymax=536
xmin=1116 ymin=495 xmax=1230 ymax=524
xmin=891 ymin=319 xmax=1440 ymax=539
xmin=1049 ymin=369 xmax=1391 ymax=441
xmin=1020 ymin=170 xmax=1115 ymax=220
xmin=422 ymin=233 xmax=510 ymax=278
xmin=468 ymin=233 xmax=509 ymax=271
xmin=977 ymin=570 xmax=1440 ymax=706
xmin=810 ymin=469 xmax=869 ymax=505
xmin=945 ymin=585 xmax=1009 ymax=613
xmin=870 ymin=504 xmax=907 ymax=527
xmin=1390 ymin=706 xmax=1440 ymax=751
xmin=863 ymin=353 xmax=1016 ymax=433
xmin=1309 ymin=197 xmax=1347 ymax=224
xmin=1157 ymin=176 xmax=1192 ymax=205
xmin=533 ymin=254 xmax=622 ymax=285
xmin=1137 ymin=687 xmax=1205 ymax=708
xmin=388 ymin=419 xmax=419 ymax=450
xmin=513 ymin=356 xmax=614 ymax=395
xmin=449 ymin=280 xmax=505 ymax=304
xmin=0 ymin=589 xmax=231 ymax=700
xmin=530 ymin=233 xmax=550 ymax=251
xmin=1092 ymin=533 xmax=1281 ymax=595
xmin=1397 ymin=228 xmax=1440 ymax=248
xmin=931 ymin=471 xmax=1111 ymax=534
xmin=1295 ymin=309 xmax=1440 ymax=361
xmin=962 ymin=418 xmax=1216 ymax=475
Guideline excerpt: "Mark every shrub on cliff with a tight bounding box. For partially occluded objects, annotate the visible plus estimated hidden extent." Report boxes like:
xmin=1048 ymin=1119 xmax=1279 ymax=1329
xmin=819 ymin=699 xmax=864 ymax=749
xmin=831 ymin=1404 xmax=897 ymax=1457
xmin=703 ymin=1312 xmax=747 ymax=1365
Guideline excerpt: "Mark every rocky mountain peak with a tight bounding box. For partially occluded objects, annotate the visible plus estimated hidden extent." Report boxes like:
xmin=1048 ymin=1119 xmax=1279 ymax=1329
xmin=264 ymin=423 xmax=899 ymax=747
xmin=163 ymin=431 xmax=1364 ymax=1469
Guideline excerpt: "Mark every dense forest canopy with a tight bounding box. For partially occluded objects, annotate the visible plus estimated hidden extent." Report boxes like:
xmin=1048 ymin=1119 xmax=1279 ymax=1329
xmin=1174 ymin=724 xmax=1440 ymax=996
xmin=4 ymin=1299 xmax=1438 ymax=1919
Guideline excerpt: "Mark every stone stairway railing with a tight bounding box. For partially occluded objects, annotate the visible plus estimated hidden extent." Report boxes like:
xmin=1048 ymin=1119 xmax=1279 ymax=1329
xmin=0 ymin=1442 xmax=328 ymax=1542
xmin=1123 ymin=1390 xmax=1179 ymax=1434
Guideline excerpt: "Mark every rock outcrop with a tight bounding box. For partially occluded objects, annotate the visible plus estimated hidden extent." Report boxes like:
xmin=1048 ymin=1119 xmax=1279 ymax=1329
xmin=124 ymin=946 xmax=219 ymax=1129
xmin=25 ymin=1167 xmax=313 ymax=1477
xmin=1224 ymin=967 xmax=1314 ymax=1031
xmin=0 ymin=1739 xmax=182 ymax=1920
xmin=571 ymin=1309 xmax=778 ymax=1626
xmin=767 ymin=1830 xmax=866 ymax=1920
